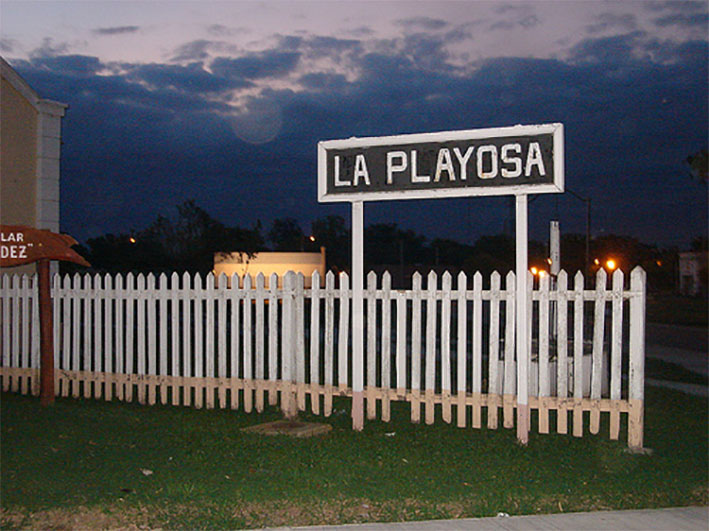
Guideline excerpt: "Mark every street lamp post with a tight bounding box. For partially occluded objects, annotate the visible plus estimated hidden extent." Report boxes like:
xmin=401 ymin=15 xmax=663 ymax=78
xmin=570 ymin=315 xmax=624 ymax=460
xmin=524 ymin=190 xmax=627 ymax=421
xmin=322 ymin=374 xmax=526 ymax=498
xmin=566 ymin=188 xmax=591 ymax=279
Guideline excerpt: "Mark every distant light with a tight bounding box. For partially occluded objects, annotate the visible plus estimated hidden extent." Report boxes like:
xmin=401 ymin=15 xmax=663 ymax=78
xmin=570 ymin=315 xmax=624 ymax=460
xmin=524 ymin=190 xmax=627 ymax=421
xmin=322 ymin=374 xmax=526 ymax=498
xmin=605 ymin=259 xmax=617 ymax=271
xmin=594 ymin=258 xmax=600 ymax=266
xmin=530 ymin=266 xmax=539 ymax=275
xmin=546 ymin=258 xmax=552 ymax=265
xmin=539 ymin=270 xmax=547 ymax=278
xmin=309 ymin=235 xmax=316 ymax=242
xmin=129 ymin=237 xmax=137 ymax=244
xmin=656 ymin=260 xmax=662 ymax=267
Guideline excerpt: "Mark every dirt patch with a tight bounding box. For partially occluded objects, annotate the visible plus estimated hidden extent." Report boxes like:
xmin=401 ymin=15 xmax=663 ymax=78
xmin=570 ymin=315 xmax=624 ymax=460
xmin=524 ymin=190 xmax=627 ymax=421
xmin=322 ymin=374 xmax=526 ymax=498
xmin=691 ymin=484 xmax=709 ymax=505
xmin=1 ymin=498 xmax=465 ymax=530
xmin=231 ymin=497 xmax=467 ymax=528
xmin=1 ymin=505 xmax=159 ymax=530
xmin=6 ymin=493 xmax=708 ymax=530
xmin=241 ymin=419 xmax=332 ymax=438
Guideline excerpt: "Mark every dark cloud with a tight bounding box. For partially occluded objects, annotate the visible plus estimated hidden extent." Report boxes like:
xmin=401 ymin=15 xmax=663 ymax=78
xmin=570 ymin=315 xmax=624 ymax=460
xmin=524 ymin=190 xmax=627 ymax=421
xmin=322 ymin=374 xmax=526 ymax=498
xmin=490 ymin=14 xmax=540 ymax=31
xmin=10 ymin=28 xmax=707 ymax=248
xmin=298 ymin=72 xmax=349 ymax=91
xmin=93 ymin=26 xmax=140 ymax=36
xmin=654 ymin=12 xmax=709 ymax=28
xmin=400 ymin=33 xmax=454 ymax=72
xmin=300 ymin=35 xmax=363 ymax=58
xmin=127 ymin=61 xmax=249 ymax=94
xmin=494 ymin=3 xmax=532 ymax=15
xmin=211 ymin=50 xmax=301 ymax=80
xmin=395 ymin=17 xmax=448 ymax=31
xmin=207 ymin=24 xmax=237 ymax=37
xmin=346 ymin=26 xmax=375 ymax=37
xmin=1 ymin=38 xmax=17 ymax=52
xmin=273 ymin=34 xmax=363 ymax=68
xmin=441 ymin=24 xmax=474 ymax=44
xmin=568 ymin=32 xmax=645 ymax=64
xmin=32 ymin=54 xmax=103 ymax=76
xmin=171 ymin=40 xmax=215 ymax=62
xmin=488 ymin=3 xmax=541 ymax=30
xmin=31 ymin=37 xmax=70 ymax=57
xmin=519 ymin=15 xmax=540 ymax=28
xmin=645 ymin=38 xmax=708 ymax=63
xmin=644 ymin=1 xmax=706 ymax=13
xmin=585 ymin=12 xmax=637 ymax=34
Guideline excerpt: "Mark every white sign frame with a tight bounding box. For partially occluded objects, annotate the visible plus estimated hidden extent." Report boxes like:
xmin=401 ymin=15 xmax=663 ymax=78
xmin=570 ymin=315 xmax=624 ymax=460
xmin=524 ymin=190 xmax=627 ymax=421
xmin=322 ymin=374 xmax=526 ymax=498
xmin=316 ymin=123 xmax=565 ymax=444
xmin=318 ymin=123 xmax=564 ymax=202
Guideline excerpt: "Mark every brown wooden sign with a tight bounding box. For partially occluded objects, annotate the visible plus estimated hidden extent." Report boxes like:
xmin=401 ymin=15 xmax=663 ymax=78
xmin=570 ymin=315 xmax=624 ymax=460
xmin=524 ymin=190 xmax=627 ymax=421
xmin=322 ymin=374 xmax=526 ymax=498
xmin=1 ymin=224 xmax=90 ymax=406
xmin=0 ymin=225 xmax=90 ymax=267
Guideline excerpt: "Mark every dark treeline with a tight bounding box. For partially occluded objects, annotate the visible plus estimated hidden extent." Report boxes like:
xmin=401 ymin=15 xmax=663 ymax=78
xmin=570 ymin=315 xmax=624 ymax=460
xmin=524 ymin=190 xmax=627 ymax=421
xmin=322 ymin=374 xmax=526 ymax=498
xmin=67 ymin=200 xmax=705 ymax=292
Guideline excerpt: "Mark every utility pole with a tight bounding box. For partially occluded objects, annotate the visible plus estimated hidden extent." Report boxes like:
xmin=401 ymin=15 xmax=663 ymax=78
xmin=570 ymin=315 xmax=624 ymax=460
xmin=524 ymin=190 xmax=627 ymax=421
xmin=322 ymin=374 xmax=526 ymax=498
xmin=566 ymin=189 xmax=591 ymax=279
xmin=550 ymin=220 xmax=560 ymax=278
xmin=550 ymin=220 xmax=560 ymax=338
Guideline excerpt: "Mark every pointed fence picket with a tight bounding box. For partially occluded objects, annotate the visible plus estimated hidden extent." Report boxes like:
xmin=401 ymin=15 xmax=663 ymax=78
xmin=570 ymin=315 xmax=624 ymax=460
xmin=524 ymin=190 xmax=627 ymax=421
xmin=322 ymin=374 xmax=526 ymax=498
xmin=456 ymin=271 xmax=468 ymax=428
xmin=0 ymin=266 xmax=647 ymax=449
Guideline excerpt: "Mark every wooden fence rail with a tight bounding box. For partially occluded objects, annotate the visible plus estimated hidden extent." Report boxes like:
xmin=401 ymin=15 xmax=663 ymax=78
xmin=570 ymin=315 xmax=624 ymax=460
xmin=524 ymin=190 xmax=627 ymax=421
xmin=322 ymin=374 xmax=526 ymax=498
xmin=0 ymin=267 xmax=646 ymax=448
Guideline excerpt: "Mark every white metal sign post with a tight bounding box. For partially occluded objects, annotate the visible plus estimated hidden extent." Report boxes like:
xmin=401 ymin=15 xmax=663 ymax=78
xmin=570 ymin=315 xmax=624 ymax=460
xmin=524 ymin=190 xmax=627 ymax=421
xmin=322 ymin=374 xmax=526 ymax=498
xmin=515 ymin=195 xmax=530 ymax=442
xmin=351 ymin=200 xmax=365 ymax=429
xmin=318 ymin=123 xmax=564 ymax=443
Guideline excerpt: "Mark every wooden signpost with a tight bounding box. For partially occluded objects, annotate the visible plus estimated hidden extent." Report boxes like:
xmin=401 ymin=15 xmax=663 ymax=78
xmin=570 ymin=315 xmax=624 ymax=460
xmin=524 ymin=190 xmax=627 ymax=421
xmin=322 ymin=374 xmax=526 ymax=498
xmin=318 ymin=123 xmax=564 ymax=444
xmin=0 ymin=225 xmax=90 ymax=405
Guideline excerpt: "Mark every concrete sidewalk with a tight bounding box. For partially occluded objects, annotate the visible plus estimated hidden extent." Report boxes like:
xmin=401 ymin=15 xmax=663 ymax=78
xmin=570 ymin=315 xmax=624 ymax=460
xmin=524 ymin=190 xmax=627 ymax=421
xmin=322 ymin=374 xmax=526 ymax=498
xmin=646 ymin=344 xmax=708 ymax=378
xmin=646 ymin=377 xmax=708 ymax=397
xmin=273 ymin=506 xmax=708 ymax=530
xmin=644 ymin=322 xmax=707 ymax=397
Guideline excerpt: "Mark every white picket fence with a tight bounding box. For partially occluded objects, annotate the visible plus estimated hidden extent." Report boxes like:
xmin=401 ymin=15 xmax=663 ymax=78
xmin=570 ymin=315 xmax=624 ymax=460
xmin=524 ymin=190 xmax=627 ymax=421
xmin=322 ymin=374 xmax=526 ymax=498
xmin=0 ymin=267 xmax=646 ymax=447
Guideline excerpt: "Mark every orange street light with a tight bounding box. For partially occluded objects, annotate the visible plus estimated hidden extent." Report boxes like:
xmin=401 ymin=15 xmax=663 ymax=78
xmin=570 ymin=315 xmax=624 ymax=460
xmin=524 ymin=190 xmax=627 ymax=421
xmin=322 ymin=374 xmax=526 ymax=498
xmin=605 ymin=259 xmax=617 ymax=271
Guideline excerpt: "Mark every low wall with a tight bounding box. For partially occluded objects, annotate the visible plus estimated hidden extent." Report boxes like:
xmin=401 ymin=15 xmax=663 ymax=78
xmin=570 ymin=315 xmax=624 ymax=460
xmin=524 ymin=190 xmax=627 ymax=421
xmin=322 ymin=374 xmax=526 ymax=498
xmin=214 ymin=248 xmax=326 ymax=287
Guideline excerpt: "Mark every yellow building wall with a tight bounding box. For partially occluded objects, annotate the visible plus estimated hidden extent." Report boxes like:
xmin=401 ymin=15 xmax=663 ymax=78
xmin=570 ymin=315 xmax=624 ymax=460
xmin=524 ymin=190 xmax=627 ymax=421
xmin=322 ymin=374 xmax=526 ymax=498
xmin=1 ymin=77 xmax=38 ymax=227
xmin=214 ymin=248 xmax=326 ymax=287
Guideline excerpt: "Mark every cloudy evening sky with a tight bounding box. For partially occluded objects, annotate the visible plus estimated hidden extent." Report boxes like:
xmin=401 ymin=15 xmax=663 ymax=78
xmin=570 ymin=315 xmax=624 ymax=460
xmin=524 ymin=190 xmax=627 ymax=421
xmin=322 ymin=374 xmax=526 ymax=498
xmin=1 ymin=0 xmax=707 ymax=248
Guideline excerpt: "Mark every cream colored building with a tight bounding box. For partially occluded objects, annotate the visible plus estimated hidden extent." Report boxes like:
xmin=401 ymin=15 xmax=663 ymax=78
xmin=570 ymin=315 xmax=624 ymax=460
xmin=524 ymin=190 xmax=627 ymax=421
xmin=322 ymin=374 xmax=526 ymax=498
xmin=1 ymin=57 xmax=67 ymax=275
xmin=678 ymin=251 xmax=706 ymax=296
xmin=214 ymin=248 xmax=326 ymax=287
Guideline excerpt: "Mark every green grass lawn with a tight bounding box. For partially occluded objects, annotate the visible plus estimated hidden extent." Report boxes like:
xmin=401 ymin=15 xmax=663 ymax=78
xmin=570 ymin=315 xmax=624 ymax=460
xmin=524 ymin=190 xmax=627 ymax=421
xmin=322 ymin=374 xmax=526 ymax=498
xmin=1 ymin=387 xmax=707 ymax=529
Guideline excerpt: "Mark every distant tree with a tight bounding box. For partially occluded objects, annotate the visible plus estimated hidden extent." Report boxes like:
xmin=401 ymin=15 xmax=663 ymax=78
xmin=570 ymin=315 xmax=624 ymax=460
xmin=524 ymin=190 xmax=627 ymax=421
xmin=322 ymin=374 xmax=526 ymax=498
xmin=311 ymin=215 xmax=349 ymax=272
xmin=82 ymin=200 xmax=263 ymax=274
xmin=687 ymin=149 xmax=708 ymax=183
xmin=268 ymin=217 xmax=307 ymax=251
xmin=81 ymin=233 xmax=157 ymax=273
xmin=140 ymin=200 xmax=263 ymax=273
xmin=466 ymin=234 xmax=515 ymax=276
xmin=691 ymin=236 xmax=708 ymax=251
xmin=560 ymin=233 xmax=587 ymax=274
xmin=364 ymin=223 xmax=428 ymax=269
xmin=644 ymin=245 xmax=677 ymax=292
xmin=429 ymin=238 xmax=474 ymax=266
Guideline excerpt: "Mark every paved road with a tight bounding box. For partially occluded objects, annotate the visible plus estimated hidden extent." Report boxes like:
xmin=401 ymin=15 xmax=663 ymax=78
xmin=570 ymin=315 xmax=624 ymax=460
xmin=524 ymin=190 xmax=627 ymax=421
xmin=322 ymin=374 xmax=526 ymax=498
xmin=646 ymin=323 xmax=707 ymax=352
xmin=645 ymin=323 xmax=707 ymax=379
xmin=271 ymin=506 xmax=708 ymax=530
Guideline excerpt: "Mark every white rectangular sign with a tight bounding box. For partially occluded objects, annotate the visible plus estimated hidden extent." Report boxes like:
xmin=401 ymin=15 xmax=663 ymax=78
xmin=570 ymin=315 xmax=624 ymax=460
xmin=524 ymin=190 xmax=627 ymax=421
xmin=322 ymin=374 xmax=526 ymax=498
xmin=318 ymin=123 xmax=564 ymax=202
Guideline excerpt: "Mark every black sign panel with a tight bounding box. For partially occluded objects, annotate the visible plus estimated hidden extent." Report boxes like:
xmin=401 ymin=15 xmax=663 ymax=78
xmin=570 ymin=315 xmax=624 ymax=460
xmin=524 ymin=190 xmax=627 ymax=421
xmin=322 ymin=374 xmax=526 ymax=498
xmin=318 ymin=124 xmax=564 ymax=202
